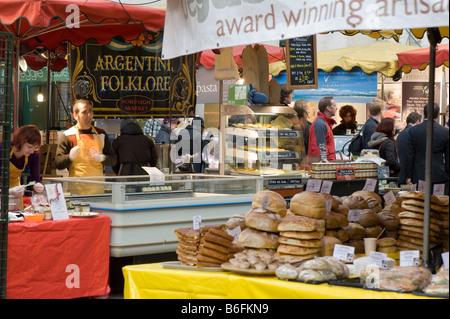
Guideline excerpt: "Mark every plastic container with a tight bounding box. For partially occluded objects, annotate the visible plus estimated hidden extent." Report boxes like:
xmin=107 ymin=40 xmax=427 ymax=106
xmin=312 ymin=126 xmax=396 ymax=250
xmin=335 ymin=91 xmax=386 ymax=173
xmin=23 ymin=213 xmax=45 ymax=222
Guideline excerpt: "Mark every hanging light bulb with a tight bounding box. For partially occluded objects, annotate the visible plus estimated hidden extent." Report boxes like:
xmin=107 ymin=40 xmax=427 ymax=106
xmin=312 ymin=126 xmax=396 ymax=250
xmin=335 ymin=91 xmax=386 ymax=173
xmin=37 ymin=86 xmax=45 ymax=102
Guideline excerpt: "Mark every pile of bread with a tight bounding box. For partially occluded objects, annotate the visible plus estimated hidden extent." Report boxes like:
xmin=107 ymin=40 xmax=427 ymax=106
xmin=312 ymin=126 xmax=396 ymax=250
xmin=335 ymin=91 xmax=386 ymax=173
xmin=174 ymin=224 xmax=238 ymax=267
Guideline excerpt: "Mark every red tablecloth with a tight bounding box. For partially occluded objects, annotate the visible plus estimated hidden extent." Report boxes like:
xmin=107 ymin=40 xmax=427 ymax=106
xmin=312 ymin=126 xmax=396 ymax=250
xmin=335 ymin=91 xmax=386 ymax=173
xmin=7 ymin=215 xmax=111 ymax=299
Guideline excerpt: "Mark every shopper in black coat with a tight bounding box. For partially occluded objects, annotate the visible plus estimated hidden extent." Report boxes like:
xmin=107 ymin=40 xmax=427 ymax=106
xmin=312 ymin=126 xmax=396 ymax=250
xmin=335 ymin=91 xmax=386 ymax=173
xmin=405 ymin=103 xmax=449 ymax=194
xmin=112 ymin=119 xmax=158 ymax=175
xmin=367 ymin=118 xmax=401 ymax=177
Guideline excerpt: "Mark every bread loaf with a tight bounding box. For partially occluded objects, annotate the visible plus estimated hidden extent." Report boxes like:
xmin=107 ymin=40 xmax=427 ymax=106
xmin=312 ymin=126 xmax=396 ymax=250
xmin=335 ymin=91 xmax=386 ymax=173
xmin=356 ymin=209 xmax=379 ymax=227
xmin=347 ymin=239 xmax=365 ymax=254
xmin=227 ymin=213 xmax=247 ymax=231
xmin=274 ymin=252 xmax=316 ymax=263
xmin=378 ymin=210 xmax=399 ymax=231
xmin=318 ymin=236 xmax=342 ymax=256
xmin=245 ymin=208 xmax=281 ymax=232
xmin=252 ymin=190 xmax=287 ymax=217
xmin=352 ymin=190 xmax=382 ymax=204
xmin=344 ymin=222 xmax=366 ymax=240
xmin=289 ymin=191 xmax=326 ymax=219
xmin=377 ymin=246 xmax=397 ymax=253
xmin=365 ymin=225 xmax=383 ymax=238
xmin=377 ymin=237 xmax=397 ymax=247
xmin=325 ymin=228 xmax=349 ymax=243
xmin=238 ymin=227 xmax=279 ymax=249
xmin=325 ymin=212 xmax=349 ymax=229
xmin=277 ymin=244 xmax=319 ymax=256
xmin=278 ymin=215 xmax=325 ymax=232
xmin=277 ymin=236 xmax=321 ymax=248
xmin=342 ymin=195 xmax=369 ymax=210
xmin=279 ymin=230 xmax=324 ymax=240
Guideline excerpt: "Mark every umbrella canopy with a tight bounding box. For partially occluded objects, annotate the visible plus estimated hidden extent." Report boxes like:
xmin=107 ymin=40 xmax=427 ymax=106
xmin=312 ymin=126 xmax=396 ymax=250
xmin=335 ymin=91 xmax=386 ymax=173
xmin=0 ymin=0 xmax=165 ymax=51
xmin=317 ymin=41 xmax=419 ymax=77
xmin=397 ymin=43 xmax=449 ymax=73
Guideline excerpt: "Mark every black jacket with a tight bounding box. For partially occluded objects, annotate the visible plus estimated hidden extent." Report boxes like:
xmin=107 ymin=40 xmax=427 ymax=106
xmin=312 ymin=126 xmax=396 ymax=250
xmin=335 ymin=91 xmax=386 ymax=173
xmin=368 ymin=132 xmax=401 ymax=177
xmin=362 ymin=117 xmax=380 ymax=150
xmin=112 ymin=122 xmax=157 ymax=175
xmin=406 ymin=120 xmax=449 ymax=185
xmin=396 ymin=124 xmax=412 ymax=184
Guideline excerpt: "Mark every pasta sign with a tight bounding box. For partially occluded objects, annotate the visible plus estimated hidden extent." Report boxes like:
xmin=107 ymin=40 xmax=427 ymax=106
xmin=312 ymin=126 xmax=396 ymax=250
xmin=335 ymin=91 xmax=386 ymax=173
xmin=70 ymin=33 xmax=196 ymax=118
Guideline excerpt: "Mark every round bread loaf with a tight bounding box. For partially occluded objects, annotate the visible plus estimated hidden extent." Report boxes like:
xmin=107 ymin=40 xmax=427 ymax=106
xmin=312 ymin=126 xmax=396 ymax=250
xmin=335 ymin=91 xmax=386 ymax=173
xmin=347 ymin=239 xmax=365 ymax=254
xmin=318 ymin=236 xmax=342 ymax=256
xmin=238 ymin=227 xmax=279 ymax=249
xmin=278 ymin=215 xmax=326 ymax=232
xmin=289 ymin=191 xmax=327 ymax=219
xmin=245 ymin=208 xmax=281 ymax=232
xmin=357 ymin=209 xmax=379 ymax=227
xmin=377 ymin=237 xmax=397 ymax=247
xmin=325 ymin=212 xmax=349 ymax=229
xmin=335 ymin=205 xmax=349 ymax=217
xmin=352 ymin=190 xmax=382 ymax=204
xmin=378 ymin=210 xmax=399 ymax=231
xmin=365 ymin=197 xmax=382 ymax=213
xmin=377 ymin=246 xmax=397 ymax=253
xmin=227 ymin=213 xmax=247 ymax=231
xmin=344 ymin=222 xmax=366 ymax=240
xmin=252 ymin=190 xmax=287 ymax=217
xmin=320 ymin=193 xmax=340 ymax=211
xmin=325 ymin=228 xmax=349 ymax=243
xmin=365 ymin=225 xmax=383 ymax=238
xmin=342 ymin=195 xmax=369 ymax=210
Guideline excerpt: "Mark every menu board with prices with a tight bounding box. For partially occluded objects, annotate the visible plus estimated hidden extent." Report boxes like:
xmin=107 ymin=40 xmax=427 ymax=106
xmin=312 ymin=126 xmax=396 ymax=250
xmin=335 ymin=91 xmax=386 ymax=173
xmin=285 ymin=35 xmax=318 ymax=89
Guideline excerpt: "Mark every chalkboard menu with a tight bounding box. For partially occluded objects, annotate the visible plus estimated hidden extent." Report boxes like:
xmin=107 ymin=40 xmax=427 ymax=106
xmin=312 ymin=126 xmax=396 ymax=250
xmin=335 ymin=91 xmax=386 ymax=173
xmin=286 ymin=35 xmax=318 ymax=89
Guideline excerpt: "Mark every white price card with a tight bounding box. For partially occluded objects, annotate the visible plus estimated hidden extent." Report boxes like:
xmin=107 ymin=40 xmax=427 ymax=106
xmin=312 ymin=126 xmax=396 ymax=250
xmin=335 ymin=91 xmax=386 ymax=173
xmin=418 ymin=180 xmax=426 ymax=193
xmin=320 ymin=180 xmax=333 ymax=194
xmin=347 ymin=209 xmax=361 ymax=222
xmin=369 ymin=251 xmax=388 ymax=269
xmin=325 ymin=199 xmax=332 ymax=213
xmin=333 ymin=244 xmax=355 ymax=263
xmin=193 ymin=215 xmax=202 ymax=230
xmin=363 ymin=179 xmax=377 ymax=192
xmin=433 ymin=184 xmax=445 ymax=196
xmin=45 ymin=183 xmax=69 ymax=221
xmin=400 ymin=250 xmax=420 ymax=267
xmin=383 ymin=191 xmax=396 ymax=206
xmin=306 ymin=179 xmax=322 ymax=192
xmin=228 ymin=226 xmax=241 ymax=241
xmin=442 ymin=252 xmax=449 ymax=270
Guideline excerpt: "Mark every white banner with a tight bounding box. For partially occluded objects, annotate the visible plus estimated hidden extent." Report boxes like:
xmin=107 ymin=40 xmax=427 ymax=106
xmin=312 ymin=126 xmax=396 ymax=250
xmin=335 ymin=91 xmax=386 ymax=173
xmin=162 ymin=0 xmax=449 ymax=60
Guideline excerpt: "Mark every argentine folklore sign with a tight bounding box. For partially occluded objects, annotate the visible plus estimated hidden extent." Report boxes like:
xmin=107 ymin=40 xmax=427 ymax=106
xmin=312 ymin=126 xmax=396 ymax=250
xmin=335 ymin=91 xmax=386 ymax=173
xmin=70 ymin=32 xmax=196 ymax=118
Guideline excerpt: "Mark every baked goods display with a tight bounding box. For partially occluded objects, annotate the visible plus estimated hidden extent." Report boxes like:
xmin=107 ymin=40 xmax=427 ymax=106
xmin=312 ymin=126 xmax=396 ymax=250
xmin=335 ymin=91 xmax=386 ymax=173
xmin=310 ymin=162 xmax=378 ymax=180
xmin=422 ymin=267 xmax=449 ymax=297
xmin=223 ymin=248 xmax=280 ymax=274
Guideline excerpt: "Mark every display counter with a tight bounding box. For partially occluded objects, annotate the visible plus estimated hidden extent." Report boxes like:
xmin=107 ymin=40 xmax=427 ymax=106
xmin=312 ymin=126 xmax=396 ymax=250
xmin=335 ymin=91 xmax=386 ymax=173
xmin=122 ymin=263 xmax=439 ymax=299
xmin=43 ymin=174 xmax=262 ymax=257
xmin=7 ymin=215 xmax=111 ymax=299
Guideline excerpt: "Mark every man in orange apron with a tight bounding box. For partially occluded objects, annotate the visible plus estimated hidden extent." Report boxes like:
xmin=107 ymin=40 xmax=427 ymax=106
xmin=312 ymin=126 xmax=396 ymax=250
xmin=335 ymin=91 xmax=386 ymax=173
xmin=55 ymin=99 xmax=116 ymax=195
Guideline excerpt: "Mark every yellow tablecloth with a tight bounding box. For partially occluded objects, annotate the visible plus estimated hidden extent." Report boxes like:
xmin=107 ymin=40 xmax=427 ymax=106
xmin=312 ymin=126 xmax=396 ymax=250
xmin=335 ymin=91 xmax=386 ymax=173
xmin=123 ymin=263 xmax=439 ymax=299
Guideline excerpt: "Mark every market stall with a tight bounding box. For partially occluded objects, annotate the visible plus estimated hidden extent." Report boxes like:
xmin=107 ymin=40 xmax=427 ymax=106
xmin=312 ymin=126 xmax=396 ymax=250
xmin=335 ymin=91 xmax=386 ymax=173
xmin=7 ymin=215 xmax=111 ymax=299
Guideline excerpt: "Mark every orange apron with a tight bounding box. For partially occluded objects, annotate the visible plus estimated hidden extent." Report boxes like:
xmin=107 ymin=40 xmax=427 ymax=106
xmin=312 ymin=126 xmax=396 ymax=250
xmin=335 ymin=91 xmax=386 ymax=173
xmin=9 ymin=147 xmax=26 ymax=209
xmin=68 ymin=126 xmax=104 ymax=195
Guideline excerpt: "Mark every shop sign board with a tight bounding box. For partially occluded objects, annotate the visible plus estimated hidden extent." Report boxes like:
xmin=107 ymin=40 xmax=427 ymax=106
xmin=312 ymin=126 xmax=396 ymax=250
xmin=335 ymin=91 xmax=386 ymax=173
xmin=286 ymin=35 xmax=318 ymax=89
xmin=69 ymin=33 xmax=196 ymax=118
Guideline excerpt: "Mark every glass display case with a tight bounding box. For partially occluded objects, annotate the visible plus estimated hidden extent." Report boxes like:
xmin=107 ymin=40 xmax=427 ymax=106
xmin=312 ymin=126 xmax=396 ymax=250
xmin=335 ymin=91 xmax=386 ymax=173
xmin=43 ymin=174 xmax=262 ymax=257
xmin=225 ymin=105 xmax=306 ymax=174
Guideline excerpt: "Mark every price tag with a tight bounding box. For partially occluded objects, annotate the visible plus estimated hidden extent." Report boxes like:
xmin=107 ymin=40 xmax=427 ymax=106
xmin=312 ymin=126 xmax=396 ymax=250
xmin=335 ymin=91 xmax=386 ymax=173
xmin=326 ymin=199 xmax=332 ymax=213
xmin=442 ymin=252 xmax=449 ymax=270
xmin=347 ymin=209 xmax=361 ymax=222
xmin=363 ymin=178 xmax=377 ymax=192
xmin=400 ymin=250 xmax=420 ymax=267
xmin=306 ymin=179 xmax=322 ymax=192
xmin=45 ymin=183 xmax=69 ymax=221
xmin=383 ymin=191 xmax=396 ymax=206
xmin=433 ymin=184 xmax=445 ymax=196
xmin=320 ymin=180 xmax=333 ymax=194
xmin=228 ymin=226 xmax=241 ymax=241
xmin=193 ymin=215 xmax=202 ymax=230
xmin=336 ymin=167 xmax=355 ymax=180
xmin=369 ymin=251 xmax=388 ymax=269
xmin=418 ymin=180 xmax=426 ymax=193
xmin=333 ymin=244 xmax=355 ymax=263
xmin=262 ymin=195 xmax=270 ymax=209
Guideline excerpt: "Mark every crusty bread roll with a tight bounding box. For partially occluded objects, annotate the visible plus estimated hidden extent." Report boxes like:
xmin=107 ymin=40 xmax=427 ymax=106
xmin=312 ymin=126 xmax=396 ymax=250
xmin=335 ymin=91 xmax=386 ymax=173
xmin=325 ymin=211 xmax=349 ymax=230
xmin=342 ymin=195 xmax=369 ymax=210
xmin=325 ymin=228 xmax=349 ymax=243
xmin=347 ymin=239 xmax=364 ymax=254
xmin=365 ymin=225 xmax=383 ymax=238
xmin=238 ymin=227 xmax=279 ymax=249
xmin=279 ymin=230 xmax=324 ymax=240
xmin=278 ymin=215 xmax=326 ymax=232
xmin=289 ymin=191 xmax=326 ymax=219
xmin=245 ymin=208 xmax=281 ymax=232
xmin=356 ymin=209 xmax=379 ymax=227
xmin=277 ymin=236 xmax=321 ymax=248
xmin=318 ymin=236 xmax=342 ymax=256
xmin=377 ymin=246 xmax=398 ymax=253
xmin=227 ymin=213 xmax=247 ymax=231
xmin=344 ymin=222 xmax=366 ymax=240
xmin=352 ymin=190 xmax=382 ymax=204
xmin=252 ymin=190 xmax=287 ymax=217
xmin=377 ymin=237 xmax=397 ymax=247
xmin=277 ymin=244 xmax=319 ymax=256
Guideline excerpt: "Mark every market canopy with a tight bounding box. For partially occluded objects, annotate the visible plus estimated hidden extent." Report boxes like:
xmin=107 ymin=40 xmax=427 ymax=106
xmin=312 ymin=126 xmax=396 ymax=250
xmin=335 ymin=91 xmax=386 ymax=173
xmin=162 ymin=0 xmax=448 ymax=60
xmin=317 ymin=41 xmax=420 ymax=77
xmin=397 ymin=43 xmax=449 ymax=73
